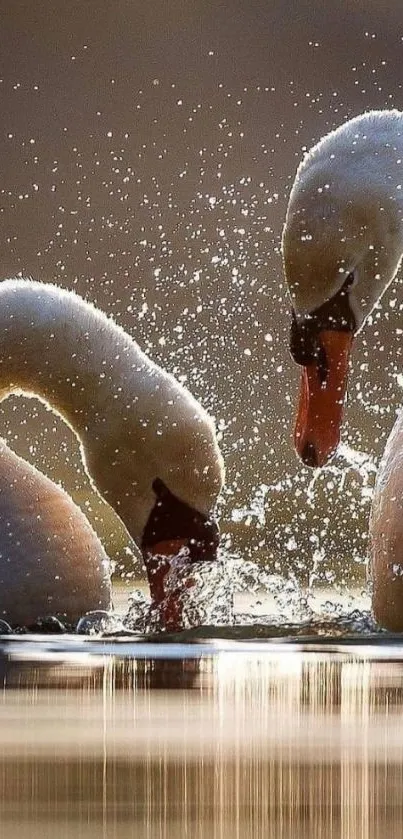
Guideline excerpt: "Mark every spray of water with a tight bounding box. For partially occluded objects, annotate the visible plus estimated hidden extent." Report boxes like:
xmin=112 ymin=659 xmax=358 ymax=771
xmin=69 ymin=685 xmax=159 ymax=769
xmin=188 ymin=439 xmax=380 ymax=636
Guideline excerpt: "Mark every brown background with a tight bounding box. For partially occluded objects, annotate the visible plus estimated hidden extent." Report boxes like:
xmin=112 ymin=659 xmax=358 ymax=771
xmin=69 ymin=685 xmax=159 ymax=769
xmin=1 ymin=0 xmax=403 ymax=584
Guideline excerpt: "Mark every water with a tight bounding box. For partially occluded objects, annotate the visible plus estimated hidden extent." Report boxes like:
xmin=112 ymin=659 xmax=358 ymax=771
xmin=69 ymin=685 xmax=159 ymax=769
xmin=0 ymin=584 xmax=398 ymax=839
xmin=2 ymin=633 xmax=403 ymax=838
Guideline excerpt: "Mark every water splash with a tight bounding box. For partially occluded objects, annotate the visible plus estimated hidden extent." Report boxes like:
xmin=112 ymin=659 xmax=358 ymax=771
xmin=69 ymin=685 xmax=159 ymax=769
xmin=225 ymin=440 xmax=379 ymax=630
xmin=302 ymin=442 xmax=377 ymax=511
xmin=125 ymin=557 xmax=234 ymax=632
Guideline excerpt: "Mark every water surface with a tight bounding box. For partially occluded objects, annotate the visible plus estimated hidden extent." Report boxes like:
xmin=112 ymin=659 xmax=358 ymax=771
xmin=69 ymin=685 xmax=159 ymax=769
xmin=1 ymin=627 xmax=403 ymax=839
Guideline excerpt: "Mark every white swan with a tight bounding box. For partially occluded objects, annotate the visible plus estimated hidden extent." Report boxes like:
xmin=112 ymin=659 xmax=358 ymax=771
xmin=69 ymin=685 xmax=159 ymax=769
xmin=0 ymin=279 xmax=224 ymax=629
xmin=282 ymin=109 xmax=403 ymax=630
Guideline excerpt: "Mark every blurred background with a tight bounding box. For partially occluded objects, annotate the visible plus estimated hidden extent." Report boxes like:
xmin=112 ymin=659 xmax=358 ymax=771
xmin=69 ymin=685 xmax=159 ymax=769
xmin=1 ymin=0 xmax=403 ymax=587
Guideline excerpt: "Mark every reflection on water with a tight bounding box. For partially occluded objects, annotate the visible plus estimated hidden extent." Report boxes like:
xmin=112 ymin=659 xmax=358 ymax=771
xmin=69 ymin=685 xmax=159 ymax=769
xmin=1 ymin=642 xmax=403 ymax=837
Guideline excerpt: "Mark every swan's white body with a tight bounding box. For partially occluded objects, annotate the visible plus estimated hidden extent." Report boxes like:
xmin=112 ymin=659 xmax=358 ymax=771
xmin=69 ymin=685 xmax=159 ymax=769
xmin=282 ymin=110 xmax=403 ymax=630
xmin=0 ymin=279 xmax=224 ymax=627
xmin=0 ymin=440 xmax=111 ymax=626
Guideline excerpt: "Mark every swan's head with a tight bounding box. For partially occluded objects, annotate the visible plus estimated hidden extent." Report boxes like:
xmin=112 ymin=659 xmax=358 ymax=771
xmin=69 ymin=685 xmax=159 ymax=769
xmin=282 ymin=110 xmax=403 ymax=467
xmin=139 ymin=402 xmax=225 ymax=614
xmin=83 ymin=380 xmax=224 ymax=621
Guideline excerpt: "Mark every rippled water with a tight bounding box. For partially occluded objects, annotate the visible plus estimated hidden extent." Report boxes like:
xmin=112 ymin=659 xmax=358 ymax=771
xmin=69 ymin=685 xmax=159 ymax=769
xmin=0 ymin=583 xmax=399 ymax=839
xmin=2 ymin=632 xmax=403 ymax=839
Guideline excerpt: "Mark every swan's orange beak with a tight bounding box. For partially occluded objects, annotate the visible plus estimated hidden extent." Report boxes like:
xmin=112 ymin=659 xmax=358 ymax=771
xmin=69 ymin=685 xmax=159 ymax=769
xmin=294 ymin=330 xmax=354 ymax=467
xmin=145 ymin=538 xmax=188 ymax=599
xmin=145 ymin=533 xmax=219 ymax=631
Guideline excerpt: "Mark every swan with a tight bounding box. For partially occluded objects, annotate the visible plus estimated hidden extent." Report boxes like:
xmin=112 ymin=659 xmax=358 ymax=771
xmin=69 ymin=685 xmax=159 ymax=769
xmin=0 ymin=279 xmax=224 ymax=630
xmin=282 ymin=109 xmax=403 ymax=630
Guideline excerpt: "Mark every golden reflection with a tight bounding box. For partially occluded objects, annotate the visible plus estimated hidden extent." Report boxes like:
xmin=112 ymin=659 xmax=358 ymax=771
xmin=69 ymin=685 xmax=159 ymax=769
xmin=1 ymin=649 xmax=403 ymax=837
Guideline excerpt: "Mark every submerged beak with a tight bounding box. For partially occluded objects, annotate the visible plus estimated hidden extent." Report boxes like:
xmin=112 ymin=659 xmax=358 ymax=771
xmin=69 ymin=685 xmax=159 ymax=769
xmin=142 ymin=479 xmax=220 ymax=630
xmin=294 ymin=330 xmax=354 ymax=468
xmin=144 ymin=532 xmax=219 ymax=631
xmin=145 ymin=531 xmax=219 ymax=593
xmin=145 ymin=537 xmax=189 ymax=606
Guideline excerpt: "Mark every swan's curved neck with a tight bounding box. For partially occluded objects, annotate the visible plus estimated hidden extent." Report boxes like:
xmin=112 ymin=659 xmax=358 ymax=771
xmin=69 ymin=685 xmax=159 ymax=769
xmin=0 ymin=289 xmax=118 ymax=441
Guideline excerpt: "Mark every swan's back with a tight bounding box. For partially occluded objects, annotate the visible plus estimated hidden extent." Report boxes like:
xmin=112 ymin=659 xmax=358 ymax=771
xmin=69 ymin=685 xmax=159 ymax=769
xmin=0 ymin=439 xmax=111 ymax=626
